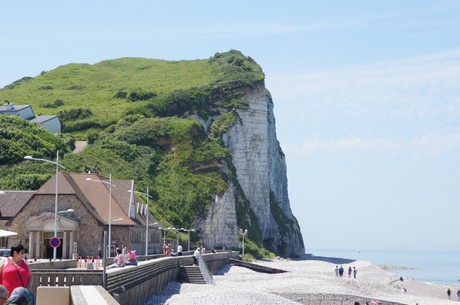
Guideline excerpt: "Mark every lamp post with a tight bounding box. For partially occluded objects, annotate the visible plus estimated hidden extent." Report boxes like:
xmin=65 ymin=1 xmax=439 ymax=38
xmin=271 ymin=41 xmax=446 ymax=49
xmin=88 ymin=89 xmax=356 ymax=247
xmin=184 ymin=228 xmax=195 ymax=251
xmin=86 ymin=174 xmax=115 ymax=256
xmin=158 ymin=227 xmax=166 ymax=250
xmin=25 ymin=151 xmax=65 ymax=261
xmin=240 ymin=228 xmax=248 ymax=256
xmin=128 ymin=188 xmax=152 ymax=255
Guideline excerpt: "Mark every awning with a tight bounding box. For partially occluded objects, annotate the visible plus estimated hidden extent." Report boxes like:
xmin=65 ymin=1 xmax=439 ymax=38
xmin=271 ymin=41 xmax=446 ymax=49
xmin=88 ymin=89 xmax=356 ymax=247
xmin=0 ymin=229 xmax=18 ymax=238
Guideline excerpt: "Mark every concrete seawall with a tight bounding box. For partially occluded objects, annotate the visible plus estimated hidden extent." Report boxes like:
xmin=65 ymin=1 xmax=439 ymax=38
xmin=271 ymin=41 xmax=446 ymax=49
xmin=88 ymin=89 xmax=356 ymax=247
xmin=108 ymin=251 xmax=239 ymax=305
xmin=29 ymin=251 xmax=239 ymax=305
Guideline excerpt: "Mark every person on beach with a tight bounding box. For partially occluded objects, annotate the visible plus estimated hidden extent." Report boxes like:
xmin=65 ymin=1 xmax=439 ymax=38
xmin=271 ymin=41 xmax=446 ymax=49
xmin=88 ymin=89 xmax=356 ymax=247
xmin=338 ymin=265 xmax=344 ymax=277
xmin=457 ymin=288 xmax=460 ymax=301
xmin=348 ymin=266 xmax=352 ymax=278
xmin=334 ymin=265 xmax=339 ymax=277
xmin=447 ymin=288 xmax=451 ymax=299
xmin=353 ymin=266 xmax=357 ymax=279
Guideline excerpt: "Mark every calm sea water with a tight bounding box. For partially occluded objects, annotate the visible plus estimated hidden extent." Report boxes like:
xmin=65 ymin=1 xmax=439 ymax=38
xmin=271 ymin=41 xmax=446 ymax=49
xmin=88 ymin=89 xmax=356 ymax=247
xmin=309 ymin=248 xmax=460 ymax=287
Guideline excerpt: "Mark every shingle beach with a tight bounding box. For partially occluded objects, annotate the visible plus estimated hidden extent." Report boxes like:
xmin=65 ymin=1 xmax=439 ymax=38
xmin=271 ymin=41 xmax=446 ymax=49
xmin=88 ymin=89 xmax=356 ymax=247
xmin=146 ymin=256 xmax=457 ymax=305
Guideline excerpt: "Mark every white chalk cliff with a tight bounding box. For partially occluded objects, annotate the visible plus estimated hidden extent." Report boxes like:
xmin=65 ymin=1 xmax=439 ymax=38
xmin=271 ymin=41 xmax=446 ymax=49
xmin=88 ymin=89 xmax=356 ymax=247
xmin=198 ymin=83 xmax=304 ymax=257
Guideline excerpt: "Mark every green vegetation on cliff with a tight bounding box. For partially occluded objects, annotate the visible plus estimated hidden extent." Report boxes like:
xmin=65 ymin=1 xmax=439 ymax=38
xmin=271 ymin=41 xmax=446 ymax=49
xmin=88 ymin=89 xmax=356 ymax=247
xmin=0 ymin=50 xmax=272 ymax=251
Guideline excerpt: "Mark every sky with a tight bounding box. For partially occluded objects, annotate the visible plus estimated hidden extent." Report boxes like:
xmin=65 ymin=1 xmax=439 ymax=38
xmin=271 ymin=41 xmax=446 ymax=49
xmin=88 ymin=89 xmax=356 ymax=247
xmin=2 ymin=1 xmax=460 ymax=252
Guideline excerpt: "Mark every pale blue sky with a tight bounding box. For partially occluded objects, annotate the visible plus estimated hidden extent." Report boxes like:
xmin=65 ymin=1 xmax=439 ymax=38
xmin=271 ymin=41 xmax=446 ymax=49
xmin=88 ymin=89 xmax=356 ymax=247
xmin=2 ymin=1 xmax=460 ymax=252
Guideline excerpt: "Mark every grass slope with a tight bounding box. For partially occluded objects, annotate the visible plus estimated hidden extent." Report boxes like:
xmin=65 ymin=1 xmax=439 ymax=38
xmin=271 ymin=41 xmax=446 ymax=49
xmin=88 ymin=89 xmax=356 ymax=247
xmin=0 ymin=50 xmax=277 ymax=256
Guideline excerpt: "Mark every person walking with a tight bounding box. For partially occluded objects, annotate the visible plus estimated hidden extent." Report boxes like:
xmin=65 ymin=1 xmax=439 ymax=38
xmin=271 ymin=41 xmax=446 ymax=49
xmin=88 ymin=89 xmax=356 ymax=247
xmin=457 ymin=288 xmax=460 ymax=301
xmin=0 ymin=245 xmax=31 ymax=298
xmin=193 ymin=247 xmax=201 ymax=265
xmin=338 ymin=265 xmax=344 ymax=277
xmin=177 ymin=244 xmax=183 ymax=256
xmin=353 ymin=266 xmax=357 ymax=279
xmin=334 ymin=266 xmax=339 ymax=277
xmin=97 ymin=245 xmax=102 ymax=258
xmin=447 ymin=288 xmax=451 ymax=299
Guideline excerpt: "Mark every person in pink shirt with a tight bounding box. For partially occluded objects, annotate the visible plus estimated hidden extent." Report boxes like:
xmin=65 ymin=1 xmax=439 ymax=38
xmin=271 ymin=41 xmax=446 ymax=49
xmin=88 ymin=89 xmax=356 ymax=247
xmin=125 ymin=246 xmax=138 ymax=266
xmin=108 ymin=248 xmax=125 ymax=268
xmin=0 ymin=245 xmax=31 ymax=298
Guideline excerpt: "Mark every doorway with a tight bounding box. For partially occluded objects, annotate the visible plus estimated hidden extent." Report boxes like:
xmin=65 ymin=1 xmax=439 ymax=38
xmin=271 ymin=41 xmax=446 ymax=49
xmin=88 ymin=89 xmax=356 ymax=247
xmin=44 ymin=232 xmax=63 ymax=259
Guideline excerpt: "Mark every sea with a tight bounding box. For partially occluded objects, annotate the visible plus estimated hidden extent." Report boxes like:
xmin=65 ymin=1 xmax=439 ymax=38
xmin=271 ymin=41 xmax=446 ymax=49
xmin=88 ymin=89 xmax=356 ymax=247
xmin=309 ymin=248 xmax=460 ymax=287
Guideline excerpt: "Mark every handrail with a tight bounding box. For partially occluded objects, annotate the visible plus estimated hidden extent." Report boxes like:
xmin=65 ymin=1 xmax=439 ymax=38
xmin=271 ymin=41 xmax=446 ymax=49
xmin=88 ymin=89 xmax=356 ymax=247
xmin=197 ymin=254 xmax=215 ymax=285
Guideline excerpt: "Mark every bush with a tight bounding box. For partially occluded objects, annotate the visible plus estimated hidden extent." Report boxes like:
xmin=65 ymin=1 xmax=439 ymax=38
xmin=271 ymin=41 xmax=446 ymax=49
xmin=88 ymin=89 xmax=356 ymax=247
xmin=67 ymin=85 xmax=85 ymax=90
xmin=128 ymin=90 xmax=157 ymax=102
xmin=62 ymin=120 xmax=101 ymax=132
xmin=42 ymin=99 xmax=65 ymax=108
xmin=86 ymin=130 xmax=100 ymax=144
xmin=113 ymin=91 xmax=128 ymax=99
xmin=58 ymin=108 xmax=93 ymax=121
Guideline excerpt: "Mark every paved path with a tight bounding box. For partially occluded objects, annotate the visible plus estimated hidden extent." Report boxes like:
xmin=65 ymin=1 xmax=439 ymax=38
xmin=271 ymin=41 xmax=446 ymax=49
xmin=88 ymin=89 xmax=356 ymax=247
xmin=73 ymin=141 xmax=87 ymax=153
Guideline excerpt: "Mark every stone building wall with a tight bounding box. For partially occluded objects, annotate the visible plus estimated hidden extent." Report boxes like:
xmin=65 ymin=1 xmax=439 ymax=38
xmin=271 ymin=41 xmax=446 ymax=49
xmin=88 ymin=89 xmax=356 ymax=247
xmin=8 ymin=194 xmax=103 ymax=258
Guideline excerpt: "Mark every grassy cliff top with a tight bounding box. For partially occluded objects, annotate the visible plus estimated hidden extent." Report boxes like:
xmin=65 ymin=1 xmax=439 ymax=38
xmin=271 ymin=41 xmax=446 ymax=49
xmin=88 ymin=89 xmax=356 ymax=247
xmin=0 ymin=50 xmax=264 ymax=130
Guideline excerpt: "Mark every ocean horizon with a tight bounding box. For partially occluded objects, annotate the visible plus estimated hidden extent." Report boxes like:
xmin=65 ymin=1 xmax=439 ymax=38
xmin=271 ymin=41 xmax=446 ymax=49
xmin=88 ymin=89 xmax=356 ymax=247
xmin=308 ymin=248 xmax=460 ymax=287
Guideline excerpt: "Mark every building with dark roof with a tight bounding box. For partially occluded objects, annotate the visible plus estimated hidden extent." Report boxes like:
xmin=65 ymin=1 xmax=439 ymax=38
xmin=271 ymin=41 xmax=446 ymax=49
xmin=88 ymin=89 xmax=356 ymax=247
xmin=0 ymin=173 xmax=160 ymax=258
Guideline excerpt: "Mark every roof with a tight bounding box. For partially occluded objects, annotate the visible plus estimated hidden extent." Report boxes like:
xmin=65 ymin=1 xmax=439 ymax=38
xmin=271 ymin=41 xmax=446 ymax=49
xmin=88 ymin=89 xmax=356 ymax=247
xmin=0 ymin=191 xmax=35 ymax=218
xmin=0 ymin=104 xmax=31 ymax=112
xmin=1 ymin=173 xmax=155 ymax=227
xmin=30 ymin=115 xmax=59 ymax=123
xmin=69 ymin=173 xmax=136 ymax=226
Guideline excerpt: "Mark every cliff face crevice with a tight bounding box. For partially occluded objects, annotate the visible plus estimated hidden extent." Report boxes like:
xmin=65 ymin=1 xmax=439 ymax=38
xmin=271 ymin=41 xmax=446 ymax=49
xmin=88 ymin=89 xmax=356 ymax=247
xmin=198 ymin=83 xmax=304 ymax=257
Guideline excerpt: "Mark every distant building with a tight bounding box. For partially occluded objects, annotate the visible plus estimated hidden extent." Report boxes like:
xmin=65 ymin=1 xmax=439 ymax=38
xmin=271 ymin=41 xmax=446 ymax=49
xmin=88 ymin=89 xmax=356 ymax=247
xmin=30 ymin=115 xmax=61 ymax=133
xmin=0 ymin=173 xmax=160 ymax=258
xmin=0 ymin=102 xmax=61 ymax=133
xmin=0 ymin=103 xmax=35 ymax=120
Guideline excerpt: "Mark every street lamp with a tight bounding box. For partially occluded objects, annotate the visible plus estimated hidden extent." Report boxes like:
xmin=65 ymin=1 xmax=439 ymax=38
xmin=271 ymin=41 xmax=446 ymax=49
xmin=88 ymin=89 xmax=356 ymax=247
xmin=128 ymin=187 xmax=152 ymax=255
xmin=86 ymin=174 xmax=115 ymax=256
xmin=24 ymin=151 xmax=65 ymax=261
xmin=158 ymin=227 xmax=166 ymax=251
xmin=183 ymin=228 xmax=195 ymax=251
xmin=240 ymin=228 xmax=248 ymax=256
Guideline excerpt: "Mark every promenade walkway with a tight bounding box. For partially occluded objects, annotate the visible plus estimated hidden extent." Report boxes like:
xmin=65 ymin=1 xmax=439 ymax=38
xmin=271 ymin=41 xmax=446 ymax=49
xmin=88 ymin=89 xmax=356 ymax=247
xmin=29 ymin=251 xmax=239 ymax=305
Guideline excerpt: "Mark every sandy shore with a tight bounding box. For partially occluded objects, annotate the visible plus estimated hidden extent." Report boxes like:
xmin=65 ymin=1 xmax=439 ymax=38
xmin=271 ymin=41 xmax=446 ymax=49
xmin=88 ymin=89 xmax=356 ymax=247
xmin=146 ymin=255 xmax=458 ymax=305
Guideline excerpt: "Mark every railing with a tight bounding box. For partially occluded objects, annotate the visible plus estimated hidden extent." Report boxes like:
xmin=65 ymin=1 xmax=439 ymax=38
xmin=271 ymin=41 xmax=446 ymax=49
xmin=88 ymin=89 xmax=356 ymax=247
xmin=197 ymin=254 xmax=215 ymax=285
xmin=31 ymin=270 xmax=103 ymax=295
xmin=30 ymin=251 xmax=240 ymax=305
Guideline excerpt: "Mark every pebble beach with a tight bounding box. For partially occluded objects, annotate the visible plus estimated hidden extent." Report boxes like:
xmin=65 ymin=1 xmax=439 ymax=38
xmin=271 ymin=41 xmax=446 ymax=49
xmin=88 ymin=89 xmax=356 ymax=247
xmin=145 ymin=255 xmax=457 ymax=305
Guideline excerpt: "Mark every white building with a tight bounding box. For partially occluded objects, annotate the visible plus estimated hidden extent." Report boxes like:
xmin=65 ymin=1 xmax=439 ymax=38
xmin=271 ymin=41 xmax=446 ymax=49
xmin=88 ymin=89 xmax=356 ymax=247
xmin=0 ymin=102 xmax=61 ymax=133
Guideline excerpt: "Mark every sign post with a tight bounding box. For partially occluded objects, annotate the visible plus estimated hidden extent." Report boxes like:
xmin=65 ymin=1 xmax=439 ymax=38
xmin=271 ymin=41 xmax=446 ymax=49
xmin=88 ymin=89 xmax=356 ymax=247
xmin=49 ymin=237 xmax=61 ymax=249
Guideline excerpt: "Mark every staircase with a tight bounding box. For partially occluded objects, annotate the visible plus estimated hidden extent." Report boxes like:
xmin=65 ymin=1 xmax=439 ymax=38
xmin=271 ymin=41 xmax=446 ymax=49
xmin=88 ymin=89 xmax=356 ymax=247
xmin=177 ymin=266 xmax=207 ymax=284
